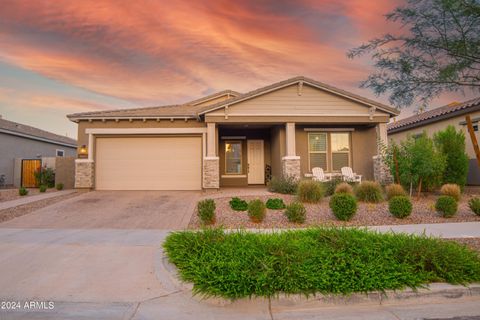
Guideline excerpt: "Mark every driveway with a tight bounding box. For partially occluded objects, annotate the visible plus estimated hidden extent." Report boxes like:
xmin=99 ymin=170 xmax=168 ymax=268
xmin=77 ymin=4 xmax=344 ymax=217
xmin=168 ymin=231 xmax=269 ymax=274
xmin=0 ymin=191 xmax=200 ymax=229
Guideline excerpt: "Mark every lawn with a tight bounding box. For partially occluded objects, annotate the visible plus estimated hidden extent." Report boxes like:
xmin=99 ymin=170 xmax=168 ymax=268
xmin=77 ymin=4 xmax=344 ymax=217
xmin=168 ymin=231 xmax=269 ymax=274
xmin=163 ymin=227 xmax=480 ymax=300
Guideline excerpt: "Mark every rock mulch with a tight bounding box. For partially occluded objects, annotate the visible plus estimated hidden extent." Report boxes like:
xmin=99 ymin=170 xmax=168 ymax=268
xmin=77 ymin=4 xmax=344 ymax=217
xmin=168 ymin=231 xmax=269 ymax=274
xmin=188 ymin=193 xmax=480 ymax=229
xmin=449 ymin=238 xmax=480 ymax=253
xmin=0 ymin=192 xmax=80 ymax=223
xmin=0 ymin=188 xmax=59 ymax=203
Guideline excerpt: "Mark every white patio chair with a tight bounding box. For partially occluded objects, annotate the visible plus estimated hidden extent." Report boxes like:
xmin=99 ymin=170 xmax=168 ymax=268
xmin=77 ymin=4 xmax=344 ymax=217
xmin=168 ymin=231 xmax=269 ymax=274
xmin=341 ymin=167 xmax=362 ymax=183
xmin=312 ymin=167 xmax=331 ymax=182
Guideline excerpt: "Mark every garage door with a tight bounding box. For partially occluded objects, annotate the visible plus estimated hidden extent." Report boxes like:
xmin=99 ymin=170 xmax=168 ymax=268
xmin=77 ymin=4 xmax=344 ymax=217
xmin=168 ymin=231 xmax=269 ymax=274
xmin=95 ymin=136 xmax=202 ymax=190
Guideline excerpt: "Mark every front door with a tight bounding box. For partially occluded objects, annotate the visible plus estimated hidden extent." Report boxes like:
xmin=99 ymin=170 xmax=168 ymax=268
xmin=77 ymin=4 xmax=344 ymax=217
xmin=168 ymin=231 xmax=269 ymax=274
xmin=247 ymin=140 xmax=264 ymax=184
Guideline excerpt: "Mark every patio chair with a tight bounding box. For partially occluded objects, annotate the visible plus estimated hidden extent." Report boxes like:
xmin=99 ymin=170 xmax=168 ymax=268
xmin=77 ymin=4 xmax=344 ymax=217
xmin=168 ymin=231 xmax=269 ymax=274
xmin=341 ymin=167 xmax=362 ymax=183
xmin=312 ymin=167 xmax=331 ymax=182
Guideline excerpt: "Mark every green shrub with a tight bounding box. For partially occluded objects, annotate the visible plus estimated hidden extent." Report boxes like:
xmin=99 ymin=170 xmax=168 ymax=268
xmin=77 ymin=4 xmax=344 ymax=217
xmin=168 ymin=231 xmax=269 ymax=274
xmin=18 ymin=187 xmax=28 ymax=196
xmin=329 ymin=193 xmax=357 ymax=221
xmin=388 ymin=196 xmax=413 ymax=218
xmin=197 ymin=199 xmax=216 ymax=225
xmin=229 ymin=197 xmax=248 ymax=211
xmin=322 ymin=178 xmax=343 ymax=196
xmin=355 ymin=181 xmax=383 ymax=203
xmin=434 ymin=125 xmax=469 ymax=188
xmin=468 ymin=197 xmax=480 ymax=216
xmin=435 ymin=196 xmax=458 ymax=218
xmin=164 ymin=227 xmax=480 ymax=299
xmin=335 ymin=182 xmax=354 ymax=195
xmin=55 ymin=183 xmax=64 ymax=191
xmin=385 ymin=184 xmax=407 ymax=200
xmin=248 ymin=199 xmax=266 ymax=223
xmin=268 ymin=176 xmax=298 ymax=194
xmin=440 ymin=184 xmax=461 ymax=201
xmin=34 ymin=166 xmax=55 ymax=188
xmin=297 ymin=180 xmax=324 ymax=203
xmin=39 ymin=185 xmax=47 ymax=193
xmin=265 ymin=198 xmax=286 ymax=210
xmin=284 ymin=202 xmax=306 ymax=223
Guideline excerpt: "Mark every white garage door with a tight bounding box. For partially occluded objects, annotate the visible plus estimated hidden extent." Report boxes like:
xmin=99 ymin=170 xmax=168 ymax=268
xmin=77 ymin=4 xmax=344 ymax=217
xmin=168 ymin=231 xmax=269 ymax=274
xmin=95 ymin=136 xmax=202 ymax=190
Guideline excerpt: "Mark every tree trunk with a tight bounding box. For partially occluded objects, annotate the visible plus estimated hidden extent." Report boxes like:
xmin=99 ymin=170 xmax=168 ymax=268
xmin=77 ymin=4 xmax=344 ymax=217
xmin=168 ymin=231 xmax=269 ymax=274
xmin=393 ymin=149 xmax=400 ymax=184
xmin=409 ymin=180 xmax=413 ymax=197
xmin=466 ymin=115 xmax=480 ymax=169
xmin=417 ymin=178 xmax=422 ymax=199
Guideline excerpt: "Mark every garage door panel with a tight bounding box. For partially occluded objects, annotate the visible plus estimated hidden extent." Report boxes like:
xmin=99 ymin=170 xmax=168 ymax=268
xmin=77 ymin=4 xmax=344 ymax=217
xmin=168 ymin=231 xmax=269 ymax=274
xmin=95 ymin=137 xmax=202 ymax=190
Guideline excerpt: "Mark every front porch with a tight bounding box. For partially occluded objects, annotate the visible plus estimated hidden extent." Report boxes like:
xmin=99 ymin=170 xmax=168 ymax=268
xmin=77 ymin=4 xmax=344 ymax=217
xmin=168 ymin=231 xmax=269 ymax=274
xmin=202 ymin=122 xmax=390 ymax=189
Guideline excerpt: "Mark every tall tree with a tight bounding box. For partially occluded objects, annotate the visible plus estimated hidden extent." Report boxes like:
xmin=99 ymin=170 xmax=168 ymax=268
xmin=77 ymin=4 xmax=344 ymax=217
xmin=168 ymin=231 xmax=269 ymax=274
xmin=348 ymin=0 xmax=480 ymax=108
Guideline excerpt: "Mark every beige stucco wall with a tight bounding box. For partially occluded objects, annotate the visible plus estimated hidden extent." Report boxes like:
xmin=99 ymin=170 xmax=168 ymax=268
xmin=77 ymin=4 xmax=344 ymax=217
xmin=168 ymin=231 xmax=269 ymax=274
xmin=270 ymin=126 xmax=285 ymax=178
xmin=389 ymin=111 xmax=480 ymax=158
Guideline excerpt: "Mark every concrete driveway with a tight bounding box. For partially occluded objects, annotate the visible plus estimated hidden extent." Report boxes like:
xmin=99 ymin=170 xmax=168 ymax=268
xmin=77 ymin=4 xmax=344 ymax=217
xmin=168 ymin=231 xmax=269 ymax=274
xmin=0 ymin=191 xmax=200 ymax=229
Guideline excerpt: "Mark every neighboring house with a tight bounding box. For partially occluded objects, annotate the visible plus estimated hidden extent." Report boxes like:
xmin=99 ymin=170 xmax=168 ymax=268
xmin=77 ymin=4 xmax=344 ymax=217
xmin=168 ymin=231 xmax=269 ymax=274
xmin=0 ymin=116 xmax=77 ymax=187
xmin=388 ymin=97 xmax=480 ymax=185
xmin=67 ymin=76 xmax=399 ymax=191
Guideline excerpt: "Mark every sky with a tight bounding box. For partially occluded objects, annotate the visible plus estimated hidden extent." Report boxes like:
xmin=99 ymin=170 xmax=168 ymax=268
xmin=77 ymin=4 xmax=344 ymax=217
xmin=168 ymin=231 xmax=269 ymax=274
xmin=0 ymin=0 xmax=476 ymax=140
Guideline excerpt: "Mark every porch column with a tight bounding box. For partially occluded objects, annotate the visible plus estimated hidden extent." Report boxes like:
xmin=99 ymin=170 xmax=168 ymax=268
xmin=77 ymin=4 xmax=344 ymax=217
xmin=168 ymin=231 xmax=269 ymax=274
xmin=373 ymin=122 xmax=392 ymax=184
xmin=75 ymin=132 xmax=94 ymax=189
xmin=282 ymin=122 xmax=301 ymax=179
xmin=203 ymin=122 xmax=220 ymax=189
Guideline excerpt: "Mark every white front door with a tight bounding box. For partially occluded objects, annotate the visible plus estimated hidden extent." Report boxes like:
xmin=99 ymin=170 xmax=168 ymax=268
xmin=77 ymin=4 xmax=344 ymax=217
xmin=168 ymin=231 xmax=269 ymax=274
xmin=247 ymin=140 xmax=265 ymax=184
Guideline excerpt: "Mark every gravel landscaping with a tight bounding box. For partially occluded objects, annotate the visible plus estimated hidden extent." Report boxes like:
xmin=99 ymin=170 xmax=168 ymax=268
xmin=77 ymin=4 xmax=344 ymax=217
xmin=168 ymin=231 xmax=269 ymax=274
xmin=0 ymin=191 xmax=80 ymax=223
xmin=450 ymin=238 xmax=480 ymax=253
xmin=0 ymin=188 xmax=60 ymax=203
xmin=188 ymin=193 xmax=480 ymax=229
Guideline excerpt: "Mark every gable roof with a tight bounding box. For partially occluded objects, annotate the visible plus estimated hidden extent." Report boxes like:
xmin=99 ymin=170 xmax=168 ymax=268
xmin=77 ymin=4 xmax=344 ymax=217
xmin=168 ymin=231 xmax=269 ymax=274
xmin=387 ymin=97 xmax=480 ymax=133
xmin=0 ymin=117 xmax=77 ymax=147
xmin=67 ymin=76 xmax=399 ymax=121
xmin=197 ymin=76 xmax=400 ymax=116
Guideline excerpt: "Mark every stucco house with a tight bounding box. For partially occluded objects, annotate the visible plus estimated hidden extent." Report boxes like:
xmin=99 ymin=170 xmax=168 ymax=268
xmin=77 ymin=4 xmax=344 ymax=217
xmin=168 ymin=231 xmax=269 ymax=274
xmin=0 ymin=116 xmax=77 ymax=187
xmin=67 ymin=76 xmax=399 ymax=191
xmin=388 ymin=97 xmax=480 ymax=185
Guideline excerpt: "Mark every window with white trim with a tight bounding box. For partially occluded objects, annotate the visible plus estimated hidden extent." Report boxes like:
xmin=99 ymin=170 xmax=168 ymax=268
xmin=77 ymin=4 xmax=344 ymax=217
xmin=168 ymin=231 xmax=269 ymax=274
xmin=308 ymin=132 xmax=351 ymax=172
xmin=308 ymin=133 xmax=327 ymax=170
xmin=56 ymin=149 xmax=65 ymax=157
xmin=225 ymin=141 xmax=242 ymax=174
xmin=330 ymin=133 xmax=350 ymax=171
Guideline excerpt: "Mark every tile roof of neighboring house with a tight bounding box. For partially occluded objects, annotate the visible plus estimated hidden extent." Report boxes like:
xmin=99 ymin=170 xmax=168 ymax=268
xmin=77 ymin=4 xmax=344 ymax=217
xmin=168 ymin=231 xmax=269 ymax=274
xmin=67 ymin=76 xmax=400 ymax=121
xmin=0 ymin=117 xmax=77 ymax=147
xmin=387 ymin=97 xmax=480 ymax=133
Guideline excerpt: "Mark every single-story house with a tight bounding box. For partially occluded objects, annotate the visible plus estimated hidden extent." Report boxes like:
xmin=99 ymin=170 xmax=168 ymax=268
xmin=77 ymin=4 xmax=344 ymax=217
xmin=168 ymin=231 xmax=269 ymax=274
xmin=67 ymin=76 xmax=399 ymax=191
xmin=0 ymin=116 xmax=77 ymax=187
xmin=388 ymin=97 xmax=480 ymax=185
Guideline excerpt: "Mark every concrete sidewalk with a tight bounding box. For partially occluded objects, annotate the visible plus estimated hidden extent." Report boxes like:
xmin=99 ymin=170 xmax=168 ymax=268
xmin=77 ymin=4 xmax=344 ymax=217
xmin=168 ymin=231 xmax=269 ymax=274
xmin=0 ymin=190 xmax=76 ymax=210
xmin=370 ymin=221 xmax=480 ymax=238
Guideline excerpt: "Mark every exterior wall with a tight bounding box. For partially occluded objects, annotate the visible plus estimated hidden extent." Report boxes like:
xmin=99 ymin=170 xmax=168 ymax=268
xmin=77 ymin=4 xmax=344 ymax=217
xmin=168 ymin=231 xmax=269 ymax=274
xmin=270 ymin=126 xmax=285 ymax=178
xmin=55 ymin=157 xmax=75 ymax=189
xmin=0 ymin=132 xmax=76 ymax=186
xmin=207 ymin=84 xmax=390 ymax=117
xmin=295 ymin=125 xmax=376 ymax=180
xmin=389 ymin=111 xmax=480 ymax=185
xmin=218 ymin=128 xmax=271 ymax=187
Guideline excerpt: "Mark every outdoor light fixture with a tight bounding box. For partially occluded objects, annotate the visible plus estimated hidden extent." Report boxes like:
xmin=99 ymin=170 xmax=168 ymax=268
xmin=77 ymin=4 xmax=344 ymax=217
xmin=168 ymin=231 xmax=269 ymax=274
xmin=78 ymin=145 xmax=88 ymax=158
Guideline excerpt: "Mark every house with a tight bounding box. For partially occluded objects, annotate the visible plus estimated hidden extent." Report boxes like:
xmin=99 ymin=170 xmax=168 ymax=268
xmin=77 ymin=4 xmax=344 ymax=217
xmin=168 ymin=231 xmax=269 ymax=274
xmin=0 ymin=116 xmax=77 ymax=187
xmin=67 ymin=76 xmax=399 ymax=191
xmin=388 ymin=97 xmax=480 ymax=185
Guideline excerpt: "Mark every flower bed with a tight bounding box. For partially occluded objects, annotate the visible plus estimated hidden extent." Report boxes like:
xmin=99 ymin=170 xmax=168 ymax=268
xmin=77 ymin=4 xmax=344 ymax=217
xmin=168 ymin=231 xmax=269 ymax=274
xmin=188 ymin=193 xmax=480 ymax=229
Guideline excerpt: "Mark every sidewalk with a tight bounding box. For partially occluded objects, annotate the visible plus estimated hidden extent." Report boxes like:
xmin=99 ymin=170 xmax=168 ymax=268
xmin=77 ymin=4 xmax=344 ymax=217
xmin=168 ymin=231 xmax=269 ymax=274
xmin=0 ymin=190 xmax=76 ymax=210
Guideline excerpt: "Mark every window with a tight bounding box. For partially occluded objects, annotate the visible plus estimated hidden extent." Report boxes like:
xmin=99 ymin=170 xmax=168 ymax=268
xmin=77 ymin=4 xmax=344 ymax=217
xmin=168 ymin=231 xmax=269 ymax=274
xmin=330 ymin=133 xmax=350 ymax=171
xmin=308 ymin=133 xmax=327 ymax=170
xmin=56 ymin=149 xmax=65 ymax=157
xmin=225 ymin=141 xmax=242 ymax=174
xmin=308 ymin=132 xmax=351 ymax=172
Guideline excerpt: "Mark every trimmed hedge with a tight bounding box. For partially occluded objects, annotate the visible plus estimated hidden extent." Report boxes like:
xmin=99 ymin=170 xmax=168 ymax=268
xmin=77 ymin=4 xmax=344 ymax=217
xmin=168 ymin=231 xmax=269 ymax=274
xmin=266 ymin=198 xmax=286 ymax=210
xmin=388 ymin=196 xmax=412 ymax=219
xmin=329 ymin=193 xmax=357 ymax=221
xmin=229 ymin=197 xmax=248 ymax=211
xmin=435 ymin=196 xmax=458 ymax=218
xmin=468 ymin=197 xmax=480 ymax=216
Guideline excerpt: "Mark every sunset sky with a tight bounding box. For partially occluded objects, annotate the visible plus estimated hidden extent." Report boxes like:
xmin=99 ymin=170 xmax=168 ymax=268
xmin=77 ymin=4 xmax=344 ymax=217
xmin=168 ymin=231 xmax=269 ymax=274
xmin=0 ymin=0 xmax=476 ymax=139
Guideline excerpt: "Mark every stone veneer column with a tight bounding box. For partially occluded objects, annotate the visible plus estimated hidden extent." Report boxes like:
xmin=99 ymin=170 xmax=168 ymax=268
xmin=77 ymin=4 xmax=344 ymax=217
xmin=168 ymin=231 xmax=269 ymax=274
xmin=203 ymin=157 xmax=219 ymax=189
xmin=373 ymin=123 xmax=393 ymax=184
xmin=282 ymin=156 xmax=301 ymax=179
xmin=74 ymin=159 xmax=94 ymax=189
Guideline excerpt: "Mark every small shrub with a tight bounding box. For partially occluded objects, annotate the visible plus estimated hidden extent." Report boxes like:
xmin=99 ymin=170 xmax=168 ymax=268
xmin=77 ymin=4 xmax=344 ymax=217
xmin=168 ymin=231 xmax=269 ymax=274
xmin=39 ymin=185 xmax=47 ymax=193
xmin=440 ymin=184 xmax=461 ymax=201
xmin=435 ymin=196 xmax=458 ymax=218
xmin=388 ymin=196 xmax=413 ymax=218
xmin=248 ymin=199 xmax=266 ymax=223
xmin=322 ymin=178 xmax=342 ymax=196
xmin=229 ymin=197 xmax=248 ymax=211
xmin=330 ymin=193 xmax=357 ymax=221
xmin=266 ymin=198 xmax=286 ymax=210
xmin=468 ymin=197 xmax=480 ymax=216
xmin=55 ymin=183 xmax=64 ymax=191
xmin=335 ymin=182 xmax=354 ymax=195
xmin=284 ymin=202 xmax=306 ymax=223
xmin=18 ymin=187 xmax=28 ymax=196
xmin=34 ymin=166 xmax=55 ymax=188
xmin=297 ymin=180 xmax=324 ymax=203
xmin=268 ymin=176 xmax=298 ymax=194
xmin=355 ymin=181 xmax=383 ymax=203
xmin=385 ymin=184 xmax=407 ymax=200
xmin=197 ymin=199 xmax=216 ymax=225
